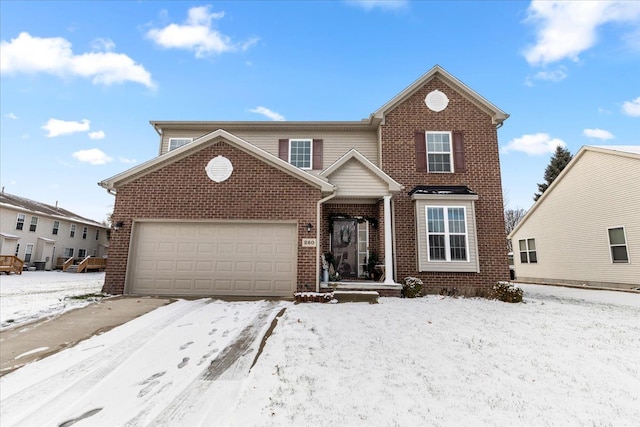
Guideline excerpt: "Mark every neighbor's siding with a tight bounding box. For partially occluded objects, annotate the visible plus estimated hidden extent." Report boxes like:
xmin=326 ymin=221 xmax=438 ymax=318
xmin=159 ymin=129 xmax=379 ymax=169
xmin=512 ymin=150 xmax=640 ymax=287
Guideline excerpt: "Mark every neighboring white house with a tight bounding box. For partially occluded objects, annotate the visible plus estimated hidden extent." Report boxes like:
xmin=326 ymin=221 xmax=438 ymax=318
xmin=0 ymin=191 xmax=109 ymax=270
xmin=509 ymin=146 xmax=640 ymax=289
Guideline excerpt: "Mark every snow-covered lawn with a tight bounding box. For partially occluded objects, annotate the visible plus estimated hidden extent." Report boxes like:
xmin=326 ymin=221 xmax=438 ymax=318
xmin=0 ymin=271 xmax=105 ymax=330
xmin=1 ymin=274 xmax=639 ymax=426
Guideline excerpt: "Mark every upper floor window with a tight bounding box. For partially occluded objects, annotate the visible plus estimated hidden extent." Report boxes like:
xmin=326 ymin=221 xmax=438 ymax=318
xmin=289 ymin=139 xmax=312 ymax=169
xmin=279 ymin=138 xmax=322 ymax=170
xmin=29 ymin=216 xmax=38 ymax=232
xmin=16 ymin=214 xmax=25 ymax=230
xmin=169 ymin=138 xmax=193 ymax=151
xmin=52 ymin=221 xmax=60 ymax=235
xmin=426 ymin=206 xmax=468 ymax=262
xmin=82 ymin=226 xmax=88 ymax=239
xmin=519 ymin=238 xmax=537 ymax=263
xmin=95 ymin=229 xmax=100 ymax=240
xmin=70 ymin=224 xmax=76 ymax=238
xmin=608 ymin=227 xmax=629 ymax=263
xmin=426 ymin=132 xmax=453 ymax=173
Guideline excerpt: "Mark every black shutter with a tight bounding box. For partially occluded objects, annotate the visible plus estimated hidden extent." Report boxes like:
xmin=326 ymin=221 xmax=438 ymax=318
xmin=453 ymin=131 xmax=465 ymax=173
xmin=312 ymin=139 xmax=323 ymax=170
xmin=278 ymin=139 xmax=289 ymax=161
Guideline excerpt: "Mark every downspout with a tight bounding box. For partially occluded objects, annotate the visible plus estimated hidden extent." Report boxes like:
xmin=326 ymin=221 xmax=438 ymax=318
xmin=316 ymin=191 xmax=337 ymax=292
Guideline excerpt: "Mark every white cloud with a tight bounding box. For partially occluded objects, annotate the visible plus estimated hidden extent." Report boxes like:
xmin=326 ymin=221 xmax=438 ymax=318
xmin=43 ymin=118 xmax=90 ymax=138
xmin=249 ymin=106 xmax=285 ymax=121
xmin=146 ymin=5 xmax=258 ymax=58
xmin=622 ymin=96 xmax=640 ymax=116
xmin=88 ymin=130 xmax=105 ymax=140
xmin=523 ymin=1 xmax=640 ymax=66
xmin=119 ymin=157 xmax=137 ymax=164
xmin=345 ymin=0 xmax=408 ymax=11
xmin=90 ymin=38 xmax=115 ymax=52
xmin=533 ymin=66 xmax=567 ymax=82
xmin=583 ymin=128 xmax=615 ymax=140
xmin=1 ymin=32 xmax=155 ymax=88
xmin=72 ymin=148 xmax=113 ymax=165
xmin=502 ymin=133 xmax=566 ymax=156
xmin=5 ymin=112 xmax=18 ymax=120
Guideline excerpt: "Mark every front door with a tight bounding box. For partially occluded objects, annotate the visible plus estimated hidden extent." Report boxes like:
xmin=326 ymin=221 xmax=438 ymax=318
xmin=331 ymin=219 xmax=358 ymax=279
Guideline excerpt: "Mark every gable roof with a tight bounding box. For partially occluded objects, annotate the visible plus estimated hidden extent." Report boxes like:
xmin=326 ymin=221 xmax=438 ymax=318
xmin=371 ymin=65 xmax=509 ymax=126
xmin=321 ymin=149 xmax=403 ymax=193
xmin=508 ymin=145 xmax=640 ymax=239
xmin=99 ymin=129 xmax=335 ymax=193
xmin=0 ymin=191 xmax=105 ymax=227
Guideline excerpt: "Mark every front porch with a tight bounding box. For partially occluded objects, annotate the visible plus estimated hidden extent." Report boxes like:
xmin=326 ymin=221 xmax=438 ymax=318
xmin=320 ymin=280 xmax=402 ymax=297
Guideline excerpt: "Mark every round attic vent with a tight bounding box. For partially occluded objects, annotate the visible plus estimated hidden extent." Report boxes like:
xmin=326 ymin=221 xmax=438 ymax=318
xmin=425 ymin=90 xmax=449 ymax=112
xmin=205 ymin=156 xmax=233 ymax=183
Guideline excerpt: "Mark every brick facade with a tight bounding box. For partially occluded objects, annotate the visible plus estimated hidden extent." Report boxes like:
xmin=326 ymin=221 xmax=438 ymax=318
xmin=381 ymin=76 xmax=509 ymax=294
xmin=103 ymin=141 xmax=321 ymax=294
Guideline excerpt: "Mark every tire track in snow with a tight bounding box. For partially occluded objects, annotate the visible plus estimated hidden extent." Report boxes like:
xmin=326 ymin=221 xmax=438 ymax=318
xmin=0 ymin=299 xmax=210 ymax=427
xmin=127 ymin=300 xmax=287 ymax=426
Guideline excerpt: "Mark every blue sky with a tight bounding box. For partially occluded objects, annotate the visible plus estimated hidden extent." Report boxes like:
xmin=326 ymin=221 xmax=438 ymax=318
xmin=1 ymin=0 xmax=639 ymax=222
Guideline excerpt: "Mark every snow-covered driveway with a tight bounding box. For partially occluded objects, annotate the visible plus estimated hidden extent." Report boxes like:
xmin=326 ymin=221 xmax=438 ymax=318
xmin=1 ymin=281 xmax=639 ymax=426
xmin=0 ymin=299 xmax=287 ymax=426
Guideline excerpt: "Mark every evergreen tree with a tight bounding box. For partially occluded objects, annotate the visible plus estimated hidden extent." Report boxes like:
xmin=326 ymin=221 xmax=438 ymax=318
xmin=533 ymin=145 xmax=573 ymax=201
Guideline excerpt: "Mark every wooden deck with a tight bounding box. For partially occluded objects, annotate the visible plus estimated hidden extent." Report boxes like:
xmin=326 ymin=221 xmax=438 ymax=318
xmin=0 ymin=255 xmax=24 ymax=275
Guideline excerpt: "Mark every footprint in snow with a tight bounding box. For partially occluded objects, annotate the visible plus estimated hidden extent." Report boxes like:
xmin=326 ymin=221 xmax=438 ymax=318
xmin=197 ymin=349 xmax=218 ymax=365
xmin=222 ymin=330 xmax=229 ymax=337
xmin=208 ymin=328 xmax=217 ymax=336
xmin=138 ymin=380 xmax=160 ymax=398
xmin=178 ymin=357 xmax=190 ymax=369
xmin=139 ymin=371 xmax=166 ymax=385
xmin=179 ymin=341 xmax=194 ymax=350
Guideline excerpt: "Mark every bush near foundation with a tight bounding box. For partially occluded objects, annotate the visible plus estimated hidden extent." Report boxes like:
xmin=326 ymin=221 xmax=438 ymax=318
xmin=403 ymin=277 xmax=424 ymax=298
xmin=492 ymin=282 xmax=523 ymax=303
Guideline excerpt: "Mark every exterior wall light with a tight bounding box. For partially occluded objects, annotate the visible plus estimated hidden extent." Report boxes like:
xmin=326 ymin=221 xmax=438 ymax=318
xmin=306 ymin=223 xmax=313 ymax=233
xmin=113 ymin=221 xmax=125 ymax=231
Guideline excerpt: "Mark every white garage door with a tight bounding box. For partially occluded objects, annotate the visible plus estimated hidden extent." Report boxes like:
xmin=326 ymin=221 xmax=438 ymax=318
xmin=128 ymin=222 xmax=297 ymax=297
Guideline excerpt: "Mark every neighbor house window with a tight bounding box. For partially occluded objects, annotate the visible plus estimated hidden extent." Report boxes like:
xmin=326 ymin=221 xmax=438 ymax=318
xmin=24 ymin=244 xmax=33 ymax=262
xmin=426 ymin=206 xmax=469 ymax=261
xmin=608 ymin=227 xmax=629 ymax=263
xmin=29 ymin=216 xmax=38 ymax=232
xmin=64 ymin=248 xmax=74 ymax=258
xmin=426 ymin=132 xmax=453 ymax=173
xmin=70 ymin=224 xmax=76 ymax=238
xmin=289 ymin=139 xmax=312 ymax=169
xmin=519 ymin=239 xmax=537 ymax=263
xmin=82 ymin=226 xmax=88 ymax=239
xmin=95 ymin=229 xmax=100 ymax=240
xmin=15 ymin=243 xmax=20 ymax=257
xmin=16 ymin=214 xmax=25 ymax=230
xmin=169 ymin=138 xmax=192 ymax=151
xmin=78 ymin=249 xmax=87 ymax=258
xmin=52 ymin=221 xmax=60 ymax=235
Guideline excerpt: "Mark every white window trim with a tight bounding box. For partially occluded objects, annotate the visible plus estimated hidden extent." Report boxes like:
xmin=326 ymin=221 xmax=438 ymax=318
xmin=16 ymin=213 xmax=25 ymax=230
xmin=425 ymin=206 xmax=469 ymax=262
xmin=82 ymin=226 xmax=88 ymax=239
xmin=518 ymin=238 xmax=537 ymax=264
xmin=24 ymin=243 xmax=34 ymax=262
xmin=426 ymin=131 xmax=454 ymax=174
xmin=607 ymin=226 xmax=629 ymax=264
xmin=29 ymin=216 xmax=38 ymax=232
xmin=52 ymin=220 xmax=60 ymax=235
xmin=70 ymin=224 xmax=76 ymax=238
xmin=289 ymin=138 xmax=313 ymax=170
xmin=168 ymin=138 xmax=193 ymax=151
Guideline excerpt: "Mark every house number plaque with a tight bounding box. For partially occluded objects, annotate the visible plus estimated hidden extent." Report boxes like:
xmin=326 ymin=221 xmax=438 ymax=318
xmin=302 ymin=238 xmax=317 ymax=247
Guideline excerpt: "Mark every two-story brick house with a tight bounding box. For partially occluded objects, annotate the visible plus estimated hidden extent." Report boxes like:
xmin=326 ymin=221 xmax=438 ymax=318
xmin=99 ymin=65 xmax=509 ymax=297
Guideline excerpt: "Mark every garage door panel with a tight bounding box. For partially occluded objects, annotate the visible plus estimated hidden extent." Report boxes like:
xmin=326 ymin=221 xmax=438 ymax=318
xmin=129 ymin=222 xmax=297 ymax=296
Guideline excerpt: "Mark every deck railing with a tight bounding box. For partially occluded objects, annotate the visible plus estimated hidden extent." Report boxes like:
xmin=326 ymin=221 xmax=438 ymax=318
xmin=0 ymin=255 xmax=24 ymax=275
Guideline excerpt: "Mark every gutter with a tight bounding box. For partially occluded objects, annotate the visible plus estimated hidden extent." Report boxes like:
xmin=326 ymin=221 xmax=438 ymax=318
xmin=315 ymin=191 xmax=337 ymax=292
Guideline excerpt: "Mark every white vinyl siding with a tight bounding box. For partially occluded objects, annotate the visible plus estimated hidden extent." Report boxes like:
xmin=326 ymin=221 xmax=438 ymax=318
xmin=168 ymin=138 xmax=193 ymax=151
xmin=327 ymin=158 xmax=388 ymax=198
xmin=159 ymin=129 xmax=379 ymax=169
xmin=426 ymin=132 xmax=453 ymax=173
xmin=511 ymin=149 xmax=639 ymax=287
